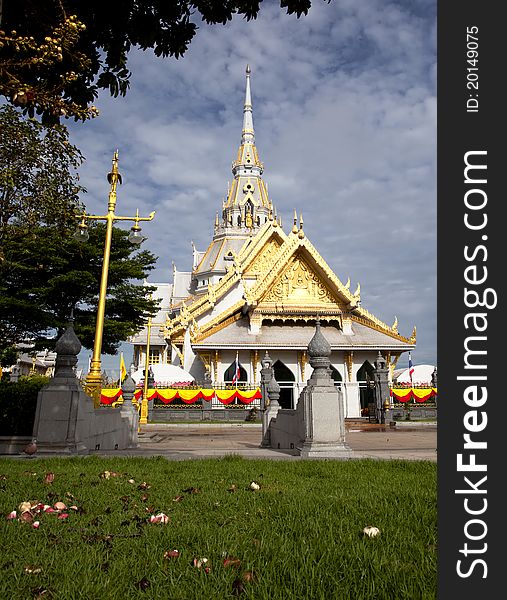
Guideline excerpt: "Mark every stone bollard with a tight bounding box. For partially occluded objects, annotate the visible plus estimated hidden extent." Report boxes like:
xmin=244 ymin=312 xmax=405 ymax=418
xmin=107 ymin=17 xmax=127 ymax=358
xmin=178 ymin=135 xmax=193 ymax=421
xmin=297 ymin=319 xmax=350 ymax=458
xmin=260 ymin=351 xmax=275 ymax=447
xmin=120 ymin=374 xmax=139 ymax=448
xmin=373 ymin=352 xmax=391 ymax=425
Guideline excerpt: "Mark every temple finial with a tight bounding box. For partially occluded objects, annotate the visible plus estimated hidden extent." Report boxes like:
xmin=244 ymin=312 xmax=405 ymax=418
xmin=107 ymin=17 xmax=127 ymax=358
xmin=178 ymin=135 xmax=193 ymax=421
xmin=242 ymin=65 xmax=254 ymax=144
xmin=107 ymin=149 xmax=122 ymax=187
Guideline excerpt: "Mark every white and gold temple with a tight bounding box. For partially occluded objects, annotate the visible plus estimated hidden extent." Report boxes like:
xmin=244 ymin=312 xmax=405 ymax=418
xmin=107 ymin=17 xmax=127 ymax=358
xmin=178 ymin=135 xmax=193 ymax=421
xmin=130 ymin=66 xmax=416 ymax=417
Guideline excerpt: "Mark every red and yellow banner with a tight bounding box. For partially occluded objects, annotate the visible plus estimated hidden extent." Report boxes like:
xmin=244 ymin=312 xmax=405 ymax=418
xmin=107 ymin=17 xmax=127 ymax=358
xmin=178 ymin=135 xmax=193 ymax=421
xmin=390 ymin=387 xmax=437 ymax=403
xmin=99 ymin=388 xmax=123 ymax=405
xmin=100 ymin=387 xmax=262 ymax=405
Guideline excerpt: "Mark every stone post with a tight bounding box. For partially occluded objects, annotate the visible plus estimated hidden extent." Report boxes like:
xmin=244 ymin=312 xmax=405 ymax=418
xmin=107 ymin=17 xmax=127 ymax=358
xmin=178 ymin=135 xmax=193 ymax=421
xmin=32 ymin=320 xmax=92 ymax=454
xmin=202 ymin=371 xmax=213 ymax=421
xmin=120 ymin=373 xmax=139 ymax=448
xmin=260 ymin=351 xmax=276 ymax=446
xmin=373 ymin=352 xmax=391 ymax=424
xmin=298 ymin=320 xmax=350 ymax=458
xmin=431 ymin=366 xmax=438 ymax=410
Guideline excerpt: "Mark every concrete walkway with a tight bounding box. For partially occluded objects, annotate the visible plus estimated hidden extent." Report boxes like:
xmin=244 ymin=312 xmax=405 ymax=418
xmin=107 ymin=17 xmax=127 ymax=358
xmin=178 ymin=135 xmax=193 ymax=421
xmin=88 ymin=421 xmax=437 ymax=462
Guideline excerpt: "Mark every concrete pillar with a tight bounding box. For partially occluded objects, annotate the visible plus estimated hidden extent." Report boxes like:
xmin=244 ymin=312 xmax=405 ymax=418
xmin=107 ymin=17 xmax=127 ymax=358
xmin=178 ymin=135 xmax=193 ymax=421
xmin=373 ymin=352 xmax=391 ymax=424
xmin=120 ymin=374 xmax=139 ymax=448
xmin=297 ymin=320 xmax=351 ymax=458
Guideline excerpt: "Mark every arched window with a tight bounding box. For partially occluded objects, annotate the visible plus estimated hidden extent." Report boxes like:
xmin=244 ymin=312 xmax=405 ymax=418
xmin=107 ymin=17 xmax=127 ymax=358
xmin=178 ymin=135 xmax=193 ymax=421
xmin=272 ymin=360 xmax=295 ymax=409
xmin=224 ymin=361 xmax=248 ymax=383
xmin=245 ymin=199 xmax=254 ymax=220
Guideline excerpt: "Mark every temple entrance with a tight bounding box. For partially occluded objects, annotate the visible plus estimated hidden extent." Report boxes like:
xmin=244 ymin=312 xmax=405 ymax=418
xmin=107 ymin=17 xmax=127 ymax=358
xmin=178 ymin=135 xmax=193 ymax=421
xmin=330 ymin=366 xmax=342 ymax=390
xmin=357 ymin=361 xmax=375 ymax=413
xmin=224 ymin=361 xmax=248 ymax=383
xmin=273 ymin=360 xmax=295 ymax=409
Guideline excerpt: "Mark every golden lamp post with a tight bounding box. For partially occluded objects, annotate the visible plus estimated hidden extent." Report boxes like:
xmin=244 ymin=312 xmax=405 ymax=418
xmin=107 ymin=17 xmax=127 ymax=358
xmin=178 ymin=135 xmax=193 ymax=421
xmin=76 ymin=150 xmax=155 ymax=407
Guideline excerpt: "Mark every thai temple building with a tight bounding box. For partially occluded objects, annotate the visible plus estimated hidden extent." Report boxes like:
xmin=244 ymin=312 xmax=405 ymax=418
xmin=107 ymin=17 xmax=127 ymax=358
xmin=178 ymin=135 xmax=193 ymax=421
xmin=130 ymin=66 xmax=416 ymax=418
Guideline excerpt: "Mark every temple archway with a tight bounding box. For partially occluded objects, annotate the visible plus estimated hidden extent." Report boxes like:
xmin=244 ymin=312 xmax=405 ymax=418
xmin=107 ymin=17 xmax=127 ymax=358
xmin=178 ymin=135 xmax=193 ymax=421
xmin=330 ymin=366 xmax=342 ymax=389
xmin=357 ymin=360 xmax=375 ymax=412
xmin=273 ymin=360 xmax=295 ymax=409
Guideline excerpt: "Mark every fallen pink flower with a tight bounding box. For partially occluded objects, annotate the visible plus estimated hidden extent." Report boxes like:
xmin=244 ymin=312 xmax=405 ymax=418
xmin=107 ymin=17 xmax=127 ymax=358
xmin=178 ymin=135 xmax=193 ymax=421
xmin=69 ymin=505 xmax=78 ymax=511
xmin=43 ymin=472 xmax=55 ymax=484
xmin=53 ymin=501 xmax=67 ymax=511
xmin=6 ymin=510 xmax=17 ymax=520
xmin=57 ymin=513 xmax=69 ymax=520
xmin=149 ymin=513 xmax=169 ymax=524
xmin=32 ymin=521 xmax=40 ymax=529
xmin=43 ymin=506 xmax=56 ymax=513
xmin=20 ymin=511 xmax=34 ymax=523
xmin=193 ymin=557 xmax=209 ymax=569
xmin=163 ymin=549 xmax=180 ymax=559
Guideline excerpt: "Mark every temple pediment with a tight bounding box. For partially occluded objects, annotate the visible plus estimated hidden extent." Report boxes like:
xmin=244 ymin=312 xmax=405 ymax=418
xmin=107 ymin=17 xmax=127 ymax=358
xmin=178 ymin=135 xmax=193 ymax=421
xmin=259 ymin=252 xmax=342 ymax=308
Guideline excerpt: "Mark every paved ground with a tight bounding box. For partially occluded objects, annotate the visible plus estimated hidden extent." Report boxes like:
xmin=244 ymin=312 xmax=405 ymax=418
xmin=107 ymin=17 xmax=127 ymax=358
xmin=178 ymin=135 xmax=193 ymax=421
xmin=88 ymin=421 xmax=437 ymax=462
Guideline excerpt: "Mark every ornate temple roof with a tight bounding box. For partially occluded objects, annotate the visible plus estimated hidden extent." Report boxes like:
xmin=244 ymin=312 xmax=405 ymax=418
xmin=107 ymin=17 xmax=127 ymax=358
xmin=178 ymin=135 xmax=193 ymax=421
xmin=159 ymin=67 xmax=416 ymax=357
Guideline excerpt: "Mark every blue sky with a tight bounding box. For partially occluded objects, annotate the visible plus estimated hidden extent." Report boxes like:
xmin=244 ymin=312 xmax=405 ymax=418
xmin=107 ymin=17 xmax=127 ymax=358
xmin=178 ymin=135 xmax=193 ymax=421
xmin=70 ymin=0 xmax=437 ymax=377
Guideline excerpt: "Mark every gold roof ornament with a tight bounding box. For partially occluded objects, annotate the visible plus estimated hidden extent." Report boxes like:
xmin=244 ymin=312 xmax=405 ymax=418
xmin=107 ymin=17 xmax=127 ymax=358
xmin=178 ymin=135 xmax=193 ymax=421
xmin=292 ymin=209 xmax=298 ymax=234
xmin=344 ymin=277 xmax=350 ymax=290
xmin=298 ymin=213 xmax=305 ymax=239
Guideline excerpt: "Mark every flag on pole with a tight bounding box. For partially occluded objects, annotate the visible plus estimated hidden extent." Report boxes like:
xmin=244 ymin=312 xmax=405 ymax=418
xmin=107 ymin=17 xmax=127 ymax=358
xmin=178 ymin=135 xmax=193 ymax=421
xmin=120 ymin=352 xmax=128 ymax=383
xmin=231 ymin=351 xmax=240 ymax=387
xmin=408 ymin=352 xmax=414 ymax=386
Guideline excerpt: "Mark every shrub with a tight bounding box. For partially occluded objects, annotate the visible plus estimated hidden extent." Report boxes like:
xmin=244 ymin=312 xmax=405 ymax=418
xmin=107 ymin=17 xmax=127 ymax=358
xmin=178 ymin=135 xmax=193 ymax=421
xmin=0 ymin=375 xmax=49 ymax=436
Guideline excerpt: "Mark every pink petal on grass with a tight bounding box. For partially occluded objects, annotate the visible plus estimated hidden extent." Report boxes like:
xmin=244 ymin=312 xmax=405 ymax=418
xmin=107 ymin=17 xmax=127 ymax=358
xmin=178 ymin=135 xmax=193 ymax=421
xmin=57 ymin=513 xmax=69 ymax=520
xmin=32 ymin=521 xmax=40 ymax=529
xmin=149 ymin=513 xmax=169 ymax=524
xmin=163 ymin=549 xmax=180 ymax=559
xmin=6 ymin=510 xmax=17 ymax=520
xmin=54 ymin=501 xmax=67 ymax=511
xmin=20 ymin=511 xmax=34 ymax=523
xmin=193 ymin=557 xmax=209 ymax=569
xmin=43 ymin=472 xmax=55 ymax=484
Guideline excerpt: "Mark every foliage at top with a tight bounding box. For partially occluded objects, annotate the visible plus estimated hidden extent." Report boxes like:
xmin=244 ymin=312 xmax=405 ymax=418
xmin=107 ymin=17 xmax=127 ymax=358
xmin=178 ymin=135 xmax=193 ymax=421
xmin=0 ymin=0 xmax=314 ymax=124
xmin=0 ymin=104 xmax=85 ymax=237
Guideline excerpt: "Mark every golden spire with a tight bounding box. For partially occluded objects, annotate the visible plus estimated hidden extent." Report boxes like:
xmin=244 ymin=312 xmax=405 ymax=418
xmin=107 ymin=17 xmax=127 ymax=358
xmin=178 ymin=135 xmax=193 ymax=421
xmin=292 ymin=209 xmax=298 ymax=233
xmin=298 ymin=213 xmax=305 ymax=238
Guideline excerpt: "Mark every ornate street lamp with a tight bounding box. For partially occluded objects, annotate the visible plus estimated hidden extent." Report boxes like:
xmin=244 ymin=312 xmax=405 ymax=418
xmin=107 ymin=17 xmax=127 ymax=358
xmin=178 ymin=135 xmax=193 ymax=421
xmin=76 ymin=150 xmax=155 ymax=406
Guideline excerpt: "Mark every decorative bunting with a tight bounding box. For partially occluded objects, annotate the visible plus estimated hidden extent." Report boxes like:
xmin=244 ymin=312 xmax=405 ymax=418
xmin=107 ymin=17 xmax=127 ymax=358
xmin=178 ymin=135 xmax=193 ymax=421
xmin=100 ymin=387 xmax=262 ymax=405
xmin=390 ymin=387 xmax=437 ymax=403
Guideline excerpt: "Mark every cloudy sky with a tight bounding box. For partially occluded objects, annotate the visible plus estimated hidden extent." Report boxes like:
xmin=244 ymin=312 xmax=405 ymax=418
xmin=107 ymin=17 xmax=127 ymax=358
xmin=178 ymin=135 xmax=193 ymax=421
xmin=70 ymin=0 xmax=437 ymax=376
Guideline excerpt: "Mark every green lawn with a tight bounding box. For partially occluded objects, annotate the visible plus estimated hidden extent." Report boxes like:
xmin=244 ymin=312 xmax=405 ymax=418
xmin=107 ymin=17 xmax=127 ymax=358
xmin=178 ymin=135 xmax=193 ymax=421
xmin=0 ymin=456 xmax=436 ymax=599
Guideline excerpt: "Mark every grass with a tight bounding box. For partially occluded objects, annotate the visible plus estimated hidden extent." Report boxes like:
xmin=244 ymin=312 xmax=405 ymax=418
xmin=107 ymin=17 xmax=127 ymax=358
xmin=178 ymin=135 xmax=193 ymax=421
xmin=0 ymin=456 xmax=436 ymax=599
